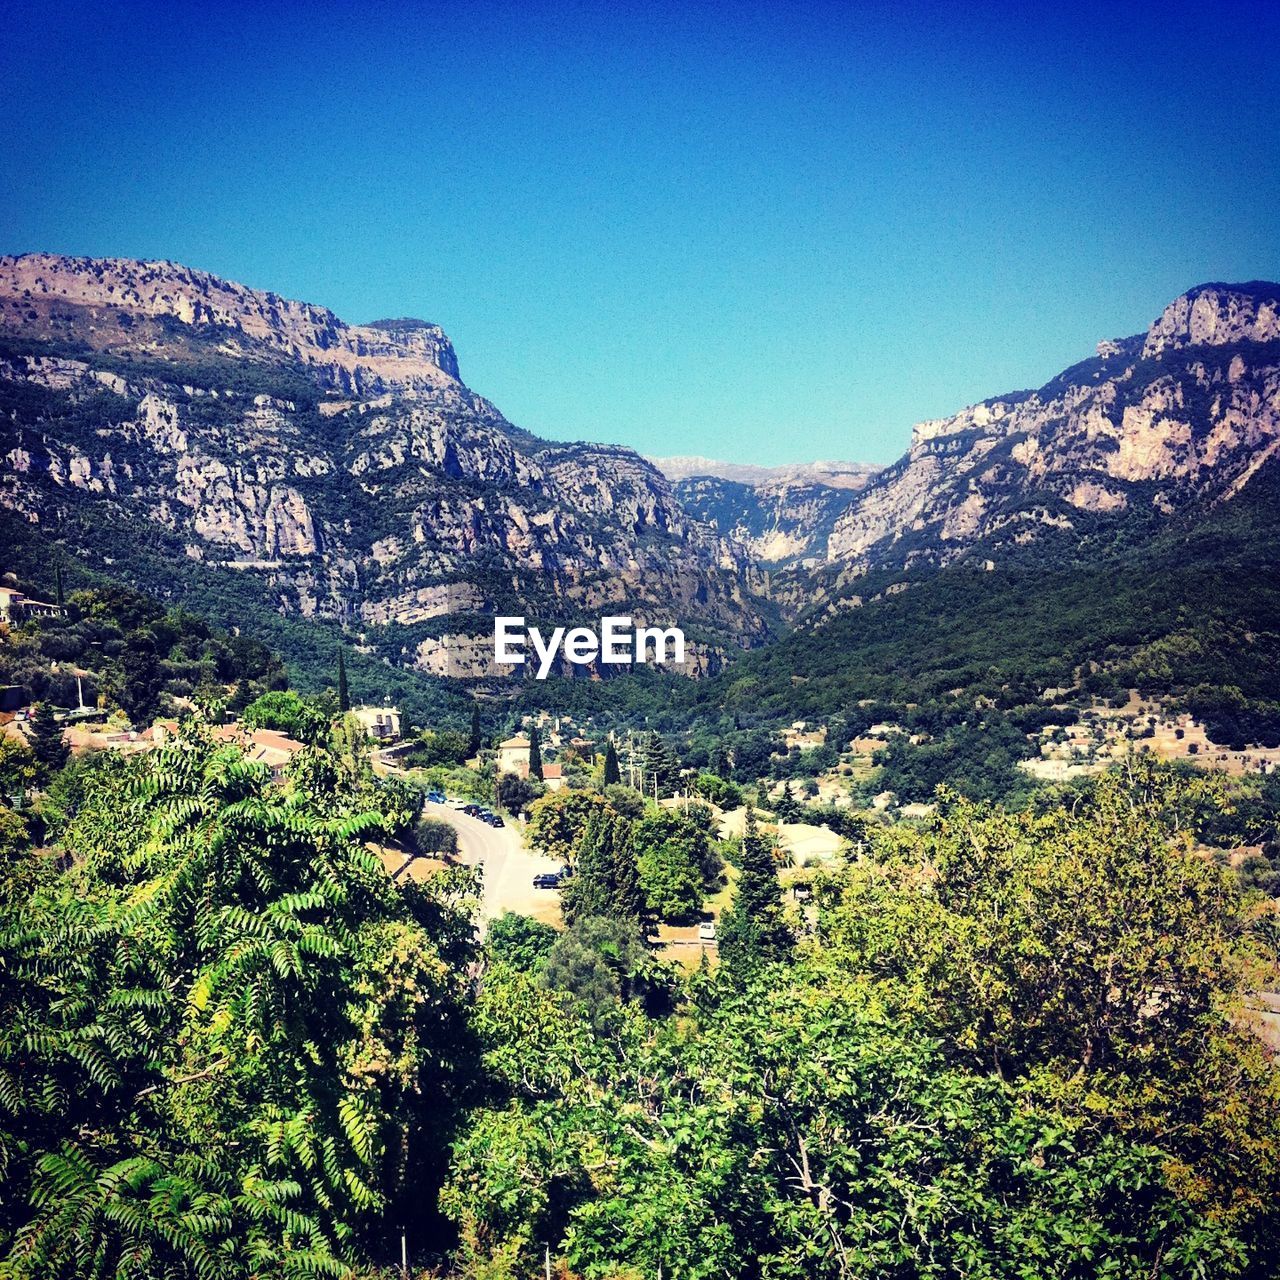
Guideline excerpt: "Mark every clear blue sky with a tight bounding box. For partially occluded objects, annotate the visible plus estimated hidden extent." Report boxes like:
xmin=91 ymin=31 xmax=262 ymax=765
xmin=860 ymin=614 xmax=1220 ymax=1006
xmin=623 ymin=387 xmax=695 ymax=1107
xmin=3 ymin=0 xmax=1278 ymax=465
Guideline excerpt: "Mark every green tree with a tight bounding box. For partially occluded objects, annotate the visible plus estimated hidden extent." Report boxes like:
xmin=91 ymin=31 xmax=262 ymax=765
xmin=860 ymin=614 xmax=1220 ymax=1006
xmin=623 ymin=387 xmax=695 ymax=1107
xmin=0 ymin=734 xmax=38 ymax=801
xmin=240 ymin=689 xmax=329 ymax=744
xmin=540 ymin=915 xmax=655 ymax=1031
xmin=408 ymin=728 xmax=470 ymax=768
xmin=0 ymin=725 xmax=478 ymax=1278
xmin=53 ymin=564 xmax=64 ymax=609
xmin=528 ymin=724 xmax=544 ymax=781
xmin=467 ymin=703 xmax=482 ymax=758
xmin=486 ymin=912 xmax=558 ymax=973
xmin=26 ymin=702 xmax=68 ymax=780
xmin=561 ymin=811 xmax=617 ymax=926
xmin=602 ymin=738 xmax=621 ymax=786
xmin=495 ymin=770 xmax=543 ymax=816
xmin=718 ymin=807 xmax=790 ymax=974
xmin=525 ymin=790 xmax=610 ymax=862
xmin=412 ymin=815 xmax=459 ymax=856
xmin=641 ymin=731 xmax=679 ymax=798
xmin=336 ymin=646 xmax=350 ymax=712
xmin=0 ymin=805 xmax=29 ymax=861
xmin=609 ymin=817 xmax=645 ymax=924
xmin=632 ymin=811 xmax=717 ymax=923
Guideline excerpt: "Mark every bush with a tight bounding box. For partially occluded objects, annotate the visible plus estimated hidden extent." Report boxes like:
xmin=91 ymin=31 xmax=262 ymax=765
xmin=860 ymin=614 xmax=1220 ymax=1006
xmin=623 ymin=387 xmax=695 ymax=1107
xmin=487 ymin=912 xmax=558 ymax=972
xmin=412 ymin=816 xmax=459 ymax=857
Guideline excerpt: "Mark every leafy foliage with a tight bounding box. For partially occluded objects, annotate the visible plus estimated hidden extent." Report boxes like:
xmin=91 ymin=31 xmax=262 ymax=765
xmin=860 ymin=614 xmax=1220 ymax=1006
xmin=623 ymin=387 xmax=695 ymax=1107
xmin=0 ymin=724 xmax=477 ymax=1277
xmin=443 ymin=765 xmax=1280 ymax=1279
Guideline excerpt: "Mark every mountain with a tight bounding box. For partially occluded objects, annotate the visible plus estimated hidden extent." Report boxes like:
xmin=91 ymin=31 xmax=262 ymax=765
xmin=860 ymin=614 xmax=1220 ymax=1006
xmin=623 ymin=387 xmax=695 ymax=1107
xmin=820 ymin=283 xmax=1280 ymax=574
xmin=647 ymin=457 xmax=880 ymax=568
xmin=648 ymin=456 xmax=879 ymax=489
xmin=3 ymin=256 xmax=1278 ymax=720
xmin=0 ymin=254 xmax=772 ymax=690
xmin=655 ymin=284 xmax=1280 ymax=581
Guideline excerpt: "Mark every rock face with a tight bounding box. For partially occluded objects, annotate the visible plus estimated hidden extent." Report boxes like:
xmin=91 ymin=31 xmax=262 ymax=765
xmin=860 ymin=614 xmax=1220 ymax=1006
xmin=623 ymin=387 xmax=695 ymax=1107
xmin=0 ymin=255 xmax=771 ymax=679
xmin=0 ymin=254 xmax=461 ymax=396
xmin=822 ymin=283 xmax=1280 ymax=571
xmin=648 ymin=457 xmax=880 ymax=567
xmin=3 ymin=258 xmax=1278 ymax=667
xmin=668 ymin=475 xmax=862 ymax=567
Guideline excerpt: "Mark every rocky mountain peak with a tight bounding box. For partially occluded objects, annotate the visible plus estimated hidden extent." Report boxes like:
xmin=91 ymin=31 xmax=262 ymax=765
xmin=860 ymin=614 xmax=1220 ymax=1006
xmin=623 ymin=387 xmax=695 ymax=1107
xmin=1141 ymin=282 xmax=1280 ymax=358
xmin=0 ymin=253 xmax=462 ymax=396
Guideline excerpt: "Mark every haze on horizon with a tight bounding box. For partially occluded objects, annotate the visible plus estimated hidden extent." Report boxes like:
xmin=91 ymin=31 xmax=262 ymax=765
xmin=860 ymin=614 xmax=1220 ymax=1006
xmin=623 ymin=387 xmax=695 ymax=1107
xmin=3 ymin=0 xmax=1278 ymax=467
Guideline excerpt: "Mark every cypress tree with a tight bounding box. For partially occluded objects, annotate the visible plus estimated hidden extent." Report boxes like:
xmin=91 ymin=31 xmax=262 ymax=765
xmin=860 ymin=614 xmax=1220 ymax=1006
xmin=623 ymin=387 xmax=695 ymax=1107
xmin=603 ymin=738 xmax=621 ymax=786
xmin=28 ymin=703 xmax=69 ymax=778
xmin=336 ymin=648 xmax=350 ymax=712
xmin=528 ymin=724 xmax=543 ymax=780
xmin=609 ymin=816 xmax=645 ymax=924
xmin=719 ymin=807 xmax=790 ymax=975
xmin=736 ymin=808 xmax=784 ymax=922
xmin=468 ymin=704 xmax=482 ymax=757
xmin=54 ymin=565 xmax=64 ymax=609
xmin=562 ymin=810 xmax=614 ymax=925
xmin=642 ymin=732 xmax=678 ymax=797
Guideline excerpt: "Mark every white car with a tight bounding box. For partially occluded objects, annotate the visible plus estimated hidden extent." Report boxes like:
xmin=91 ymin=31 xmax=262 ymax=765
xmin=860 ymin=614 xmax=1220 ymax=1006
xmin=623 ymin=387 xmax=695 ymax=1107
xmin=697 ymin=921 xmax=717 ymax=943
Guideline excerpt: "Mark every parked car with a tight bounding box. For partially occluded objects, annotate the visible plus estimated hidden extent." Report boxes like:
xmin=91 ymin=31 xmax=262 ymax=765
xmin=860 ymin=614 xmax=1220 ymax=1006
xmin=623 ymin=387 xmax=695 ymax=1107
xmin=425 ymin=790 xmax=446 ymax=804
xmin=697 ymin=921 xmax=717 ymax=943
xmin=484 ymin=814 xmax=505 ymax=828
xmin=462 ymin=804 xmax=482 ymax=817
xmin=533 ymin=872 xmax=562 ymax=889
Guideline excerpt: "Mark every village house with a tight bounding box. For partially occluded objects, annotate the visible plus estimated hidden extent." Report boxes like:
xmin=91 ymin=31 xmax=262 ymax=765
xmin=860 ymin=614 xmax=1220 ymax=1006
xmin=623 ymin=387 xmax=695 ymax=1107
xmin=351 ymin=705 xmax=401 ymax=741
xmin=211 ymin=724 xmax=308 ymax=780
xmin=0 ymin=586 xmax=63 ymax=625
xmin=497 ymin=735 xmax=531 ymax=776
xmin=540 ymin=762 xmax=566 ymax=792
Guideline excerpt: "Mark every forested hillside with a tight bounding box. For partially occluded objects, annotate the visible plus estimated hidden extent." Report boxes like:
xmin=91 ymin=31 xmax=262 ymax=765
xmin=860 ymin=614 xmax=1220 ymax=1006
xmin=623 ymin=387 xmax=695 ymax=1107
xmin=3 ymin=730 xmax=1280 ymax=1277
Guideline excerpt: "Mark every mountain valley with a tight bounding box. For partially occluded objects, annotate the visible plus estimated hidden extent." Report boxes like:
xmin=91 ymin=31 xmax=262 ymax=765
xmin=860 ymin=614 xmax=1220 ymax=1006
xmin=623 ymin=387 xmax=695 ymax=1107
xmin=2 ymin=255 xmax=1278 ymax=734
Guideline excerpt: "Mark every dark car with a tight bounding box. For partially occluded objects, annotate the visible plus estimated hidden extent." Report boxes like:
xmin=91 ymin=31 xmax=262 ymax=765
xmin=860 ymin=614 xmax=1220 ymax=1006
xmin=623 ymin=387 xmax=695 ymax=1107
xmin=485 ymin=814 xmax=505 ymax=828
xmin=462 ymin=804 xmax=482 ymax=817
xmin=532 ymin=872 xmax=562 ymax=889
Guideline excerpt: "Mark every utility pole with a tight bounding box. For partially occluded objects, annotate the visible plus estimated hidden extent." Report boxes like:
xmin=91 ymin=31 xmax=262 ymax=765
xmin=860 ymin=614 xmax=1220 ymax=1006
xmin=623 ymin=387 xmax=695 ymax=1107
xmin=400 ymin=1229 xmax=407 ymax=1280
xmin=545 ymin=1244 xmax=552 ymax=1280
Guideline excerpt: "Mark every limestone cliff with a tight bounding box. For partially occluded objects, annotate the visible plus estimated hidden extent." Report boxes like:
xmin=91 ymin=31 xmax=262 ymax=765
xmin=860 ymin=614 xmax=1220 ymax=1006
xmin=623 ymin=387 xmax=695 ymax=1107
xmin=649 ymin=457 xmax=880 ymax=567
xmin=824 ymin=283 xmax=1280 ymax=571
xmin=0 ymin=255 xmax=771 ymax=680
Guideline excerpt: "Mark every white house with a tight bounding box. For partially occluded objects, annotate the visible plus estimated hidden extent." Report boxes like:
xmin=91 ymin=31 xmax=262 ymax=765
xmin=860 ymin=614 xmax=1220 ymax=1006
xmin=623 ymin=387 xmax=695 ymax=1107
xmin=352 ymin=705 xmax=401 ymax=741
xmin=0 ymin=586 xmax=62 ymax=625
xmin=497 ymin=735 xmax=531 ymax=776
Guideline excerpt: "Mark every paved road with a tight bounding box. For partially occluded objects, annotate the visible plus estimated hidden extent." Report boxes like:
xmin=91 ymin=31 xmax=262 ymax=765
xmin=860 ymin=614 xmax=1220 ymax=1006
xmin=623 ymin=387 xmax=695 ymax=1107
xmin=423 ymin=802 xmax=563 ymax=927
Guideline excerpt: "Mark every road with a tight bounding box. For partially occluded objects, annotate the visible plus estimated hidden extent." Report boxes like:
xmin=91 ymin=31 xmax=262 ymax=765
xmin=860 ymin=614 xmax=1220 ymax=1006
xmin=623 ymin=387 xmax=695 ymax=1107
xmin=423 ymin=801 xmax=564 ymax=928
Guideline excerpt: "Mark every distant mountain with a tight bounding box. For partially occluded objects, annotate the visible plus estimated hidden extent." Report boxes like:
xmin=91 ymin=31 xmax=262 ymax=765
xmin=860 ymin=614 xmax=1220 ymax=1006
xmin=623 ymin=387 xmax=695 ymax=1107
xmin=657 ymin=283 xmax=1280 ymax=581
xmin=647 ymin=457 xmax=880 ymax=568
xmin=648 ymin=456 xmax=880 ymax=489
xmin=4 ymin=255 xmax=1279 ymax=711
xmin=0 ymin=254 xmax=772 ymax=686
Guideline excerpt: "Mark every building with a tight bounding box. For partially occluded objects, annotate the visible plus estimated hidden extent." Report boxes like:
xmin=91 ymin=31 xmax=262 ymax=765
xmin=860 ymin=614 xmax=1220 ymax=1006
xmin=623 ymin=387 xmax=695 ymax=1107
xmin=783 ymin=724 xmax=827 ymax=750
xmin=497 ymin=735 xmax=531 ymax=776
xmin=541 ymin=762 xmax=565 ymax=792
xmin=0 ymin=587 xmax=63 ymax=625
xmin=351 ymin=705 xmax=401 ymax=741
xmin=212 ymin=724 xmax=308 ymax=780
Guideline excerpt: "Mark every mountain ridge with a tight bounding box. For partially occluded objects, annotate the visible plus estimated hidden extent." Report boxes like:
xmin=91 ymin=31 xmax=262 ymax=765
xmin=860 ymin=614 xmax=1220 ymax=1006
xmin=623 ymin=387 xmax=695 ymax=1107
xmin=0 ymin=253 xmax=773 ymax=686
xmin=2 ymin=254 xmax=1278 ymax=699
